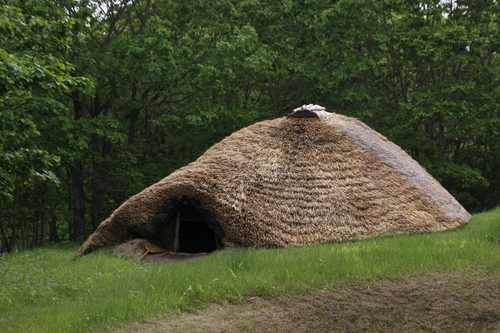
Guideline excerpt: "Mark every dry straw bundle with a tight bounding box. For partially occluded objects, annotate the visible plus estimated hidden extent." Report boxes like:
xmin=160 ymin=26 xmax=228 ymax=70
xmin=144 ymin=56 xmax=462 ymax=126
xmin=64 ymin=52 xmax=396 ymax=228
xmin=75 ymin=105 xmax=470 ymax=258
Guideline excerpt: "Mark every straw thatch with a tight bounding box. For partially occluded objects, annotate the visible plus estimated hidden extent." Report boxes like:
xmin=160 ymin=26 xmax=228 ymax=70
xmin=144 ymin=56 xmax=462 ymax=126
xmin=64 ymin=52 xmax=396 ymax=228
xmin=74 ymin=106 xmax=470 ymax=258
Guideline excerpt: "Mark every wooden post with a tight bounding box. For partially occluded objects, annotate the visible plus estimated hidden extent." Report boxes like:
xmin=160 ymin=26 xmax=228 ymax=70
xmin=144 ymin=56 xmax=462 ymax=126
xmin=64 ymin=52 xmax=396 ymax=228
xmin=215 ymin=233 xmax=220 ymax=249
xmin=174 ymin=209 xmax=180 ymax=252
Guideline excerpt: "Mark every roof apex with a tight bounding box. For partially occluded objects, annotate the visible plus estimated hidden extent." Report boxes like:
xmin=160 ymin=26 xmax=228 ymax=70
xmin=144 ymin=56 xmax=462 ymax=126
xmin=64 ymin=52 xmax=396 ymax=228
xmin=288 ymin=104 xmax=333 ymax=120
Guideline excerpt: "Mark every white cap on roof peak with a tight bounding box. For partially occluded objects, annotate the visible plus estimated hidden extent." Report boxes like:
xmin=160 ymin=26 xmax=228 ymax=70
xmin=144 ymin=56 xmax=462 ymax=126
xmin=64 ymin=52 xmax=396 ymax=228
xmin=293 ymin=104 xmax=326 ymax=112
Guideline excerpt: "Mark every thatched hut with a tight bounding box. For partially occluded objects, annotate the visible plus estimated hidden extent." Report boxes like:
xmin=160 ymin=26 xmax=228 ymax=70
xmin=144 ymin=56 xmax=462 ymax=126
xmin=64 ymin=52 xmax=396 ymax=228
xmin=74 ymin=105 xmax=470 ymax=258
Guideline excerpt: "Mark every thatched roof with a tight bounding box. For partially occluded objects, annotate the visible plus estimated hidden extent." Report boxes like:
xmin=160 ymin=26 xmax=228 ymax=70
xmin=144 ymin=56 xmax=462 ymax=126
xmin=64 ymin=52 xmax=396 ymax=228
xmin=74 ymin=106 xmax=470 ymax=258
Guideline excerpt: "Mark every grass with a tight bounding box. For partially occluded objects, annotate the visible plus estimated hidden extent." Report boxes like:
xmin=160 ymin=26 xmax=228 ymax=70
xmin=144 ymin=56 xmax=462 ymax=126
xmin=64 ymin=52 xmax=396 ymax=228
xmin=0 ymin=208 xmax=499 ymax=332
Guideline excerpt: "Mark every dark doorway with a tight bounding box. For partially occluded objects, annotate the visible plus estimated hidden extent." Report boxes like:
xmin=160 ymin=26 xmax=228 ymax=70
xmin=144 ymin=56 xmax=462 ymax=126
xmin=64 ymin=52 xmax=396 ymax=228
xmin=158 ymin=197 xmax=220 ymax=254
xmin=177 ymin=199 xmax=218 ymax=253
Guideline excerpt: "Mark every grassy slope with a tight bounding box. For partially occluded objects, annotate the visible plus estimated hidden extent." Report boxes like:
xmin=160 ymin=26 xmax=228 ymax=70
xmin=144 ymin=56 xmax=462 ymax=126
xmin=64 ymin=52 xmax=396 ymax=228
xmin=0 ymin=208 xmax=499 ymax=332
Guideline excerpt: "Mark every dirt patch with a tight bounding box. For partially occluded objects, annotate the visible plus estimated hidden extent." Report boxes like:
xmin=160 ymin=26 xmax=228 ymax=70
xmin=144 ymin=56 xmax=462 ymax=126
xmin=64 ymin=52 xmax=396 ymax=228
xmin=112 ymin=271 xmax=500 ymax=333
xmin=109 ymin=239 xmax=209 ymax=264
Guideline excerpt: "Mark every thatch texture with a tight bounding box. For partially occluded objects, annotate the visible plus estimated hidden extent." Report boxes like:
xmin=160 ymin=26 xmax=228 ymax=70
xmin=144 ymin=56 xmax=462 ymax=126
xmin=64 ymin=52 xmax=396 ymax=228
xmin=74 ymin=109 xmax=470 ymax=258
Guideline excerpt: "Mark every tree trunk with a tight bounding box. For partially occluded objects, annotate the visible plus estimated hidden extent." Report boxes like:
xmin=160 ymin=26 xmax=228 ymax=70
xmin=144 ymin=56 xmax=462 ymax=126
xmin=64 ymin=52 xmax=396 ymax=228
xmin=438 ymin=122 xmax=446 ymax=156
xmin=71 ymin=162 xmax=86 ymax=242
xmin=90 ymin=133 xmax=112 ymax=230
xmin=70 ymin=90 xmax=87 ymax=242
xmin=8 ymin=224 xmax=16 ymax=253
xmin=0 ymin=213 xmax=9 ymax=253
xmin=8 ymin=178 xmax=20 ymax=252
xmin=40 ymin=211 xmax=47 ymax=247
xmin=49 ymin=212 xmax=60 ymax=243
xmin=32 ymin=210 xmax=39 ymax=248
xmin=127 ymin=83 xmax=140 ymax=145
xmin=90 ymin=164 xmax=104 ymax=230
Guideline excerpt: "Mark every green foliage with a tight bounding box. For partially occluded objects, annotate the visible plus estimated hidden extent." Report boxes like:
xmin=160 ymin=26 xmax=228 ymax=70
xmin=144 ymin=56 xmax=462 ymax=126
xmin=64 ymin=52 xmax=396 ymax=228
xmin=310 ymin=0 xmax=500 ymax=211
xmin=0 ymin=209 xmax=499 ymax=332
xmin=1 ymin=0 xmax=500 ymax=250
xmin=0 ymin=1 xmax=92 ymax=251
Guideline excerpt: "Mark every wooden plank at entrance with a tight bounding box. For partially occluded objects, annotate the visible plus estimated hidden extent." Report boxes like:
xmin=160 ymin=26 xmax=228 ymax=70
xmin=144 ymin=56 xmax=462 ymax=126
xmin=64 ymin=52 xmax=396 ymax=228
xmin=173 ymin=209 xmax=180 ymax=252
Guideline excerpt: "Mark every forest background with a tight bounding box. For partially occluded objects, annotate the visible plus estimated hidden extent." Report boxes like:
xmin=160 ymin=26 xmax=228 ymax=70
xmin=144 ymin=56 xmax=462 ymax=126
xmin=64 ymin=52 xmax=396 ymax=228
xmin=1 ymin=0 xmax=499 ymax=253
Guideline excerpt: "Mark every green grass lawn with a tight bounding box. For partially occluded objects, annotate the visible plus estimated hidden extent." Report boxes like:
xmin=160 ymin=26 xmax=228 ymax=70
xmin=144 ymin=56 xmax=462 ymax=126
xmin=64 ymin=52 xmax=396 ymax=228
xmin=1 ymin=208 xmax=499 ymax=332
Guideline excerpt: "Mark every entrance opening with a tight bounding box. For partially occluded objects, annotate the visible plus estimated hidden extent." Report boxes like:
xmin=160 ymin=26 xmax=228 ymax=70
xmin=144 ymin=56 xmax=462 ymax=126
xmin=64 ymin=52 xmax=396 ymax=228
xmin=157 ymin=197 xmax=220 ymax=254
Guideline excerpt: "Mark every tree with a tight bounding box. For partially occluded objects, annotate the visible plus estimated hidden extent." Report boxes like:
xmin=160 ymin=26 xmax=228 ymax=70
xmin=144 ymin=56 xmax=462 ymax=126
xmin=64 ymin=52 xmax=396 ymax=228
xmin=2 ymin=0 xmax=499 ymax=252
xmin=0 ymin=2 xmax=91 ymax=251
xmin=49 ymin=0 xmax=278 ymax=238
